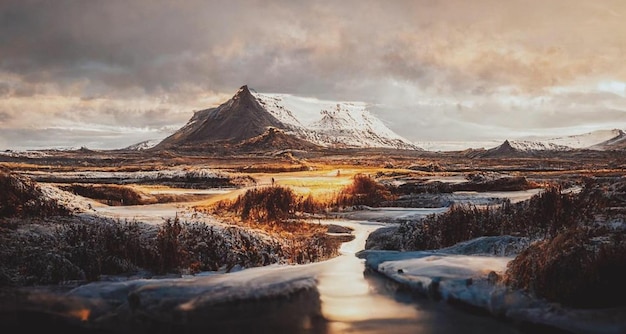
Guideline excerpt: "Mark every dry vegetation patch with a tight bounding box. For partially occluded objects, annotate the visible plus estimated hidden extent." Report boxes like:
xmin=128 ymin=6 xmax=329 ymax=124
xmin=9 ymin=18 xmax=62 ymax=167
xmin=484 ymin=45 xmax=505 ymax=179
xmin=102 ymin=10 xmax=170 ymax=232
xmin=0 ymin=168 xmax=69 ymax=219
xmin=0 ymin=217 xmax=291 ymax=285
xmin=58 ymin=184 xmax=146 ymax=206
xmin=504 ymin=227 xmax=626 ymax=308
xmin=367 ymin=176 xmax=626 ymax=308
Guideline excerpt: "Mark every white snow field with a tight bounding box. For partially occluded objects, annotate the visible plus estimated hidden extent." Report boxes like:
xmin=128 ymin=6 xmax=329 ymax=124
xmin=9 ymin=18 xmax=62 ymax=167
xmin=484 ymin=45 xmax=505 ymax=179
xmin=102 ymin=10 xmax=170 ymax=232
xmin=416 ymin=128 xmax=625 ymax=152
xmin=252 ymin=91 xmax=419 ymax=150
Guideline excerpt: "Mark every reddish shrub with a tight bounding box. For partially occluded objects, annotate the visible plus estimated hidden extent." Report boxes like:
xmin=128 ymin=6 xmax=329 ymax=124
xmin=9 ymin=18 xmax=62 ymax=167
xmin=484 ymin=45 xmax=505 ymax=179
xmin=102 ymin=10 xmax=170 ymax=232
xmin=335 ymin=173 xmax=394 ymax=208
xmin=0 ymin=169 xmax=69 ymax=219
xmin=504 ymin=228 xmax=626 ymax=308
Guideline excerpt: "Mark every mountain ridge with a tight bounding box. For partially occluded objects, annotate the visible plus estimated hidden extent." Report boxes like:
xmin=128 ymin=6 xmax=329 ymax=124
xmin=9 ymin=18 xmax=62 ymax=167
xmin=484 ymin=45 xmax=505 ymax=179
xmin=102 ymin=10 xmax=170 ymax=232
xmin=155 ymin=85 xmax=287 ymax=149
xmin=473 ymin=129 xmax=626 ymax=158
xmin=252 ymin=91 xmax=420 ymax=150
xmin=153 ymin=85 xmax=420 ymax=151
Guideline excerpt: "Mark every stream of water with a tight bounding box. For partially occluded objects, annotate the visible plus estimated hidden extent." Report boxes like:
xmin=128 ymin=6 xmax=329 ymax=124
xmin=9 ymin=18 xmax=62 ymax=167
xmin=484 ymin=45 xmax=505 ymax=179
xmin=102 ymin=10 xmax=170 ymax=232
xmin=315 ymin=220 xmax=523 ymax=334
xmin=42 ymin=188 xmax=545 ymax=333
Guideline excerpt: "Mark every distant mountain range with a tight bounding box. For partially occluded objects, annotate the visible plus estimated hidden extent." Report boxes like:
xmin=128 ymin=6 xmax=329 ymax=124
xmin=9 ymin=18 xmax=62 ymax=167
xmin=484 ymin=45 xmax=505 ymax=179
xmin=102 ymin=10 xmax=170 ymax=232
xmin=510 ymin=129 xmax=626 ymax=151
xmin=415 ymin=129 xmax=626 ymax=154
xmin=473 ymin=129 xmax=626 ymax=158
xmin=152 ymin=85 xmax=419 ymax=151
xmin=125 ymin=85 xmax=625 ymax=154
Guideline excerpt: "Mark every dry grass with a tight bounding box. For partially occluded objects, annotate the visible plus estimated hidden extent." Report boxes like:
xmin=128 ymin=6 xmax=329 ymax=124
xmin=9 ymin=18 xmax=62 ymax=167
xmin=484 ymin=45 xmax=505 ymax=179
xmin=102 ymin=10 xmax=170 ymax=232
xmin=504 ymin=227 xmax=626 ymax=308
xmin=0 ymin=169 xmax=70 ymax=219
xmin=192 ymin=165 xmax=394 ymax=210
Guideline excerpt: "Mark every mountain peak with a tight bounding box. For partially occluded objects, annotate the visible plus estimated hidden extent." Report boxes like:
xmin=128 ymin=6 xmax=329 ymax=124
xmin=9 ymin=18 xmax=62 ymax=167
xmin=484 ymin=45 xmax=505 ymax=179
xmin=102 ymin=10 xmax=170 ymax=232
xmin=234 ymin=85 xmax=252 ymax=98
xmin=495 ymin=140 xmax=517 ymax=152
xmin=155 ymin=85 xmax=285 ymax=148
xmin=476 ymin=139 xmax=522 ymax=158
xmin=155 ymin=87 xmax=422 ymax=151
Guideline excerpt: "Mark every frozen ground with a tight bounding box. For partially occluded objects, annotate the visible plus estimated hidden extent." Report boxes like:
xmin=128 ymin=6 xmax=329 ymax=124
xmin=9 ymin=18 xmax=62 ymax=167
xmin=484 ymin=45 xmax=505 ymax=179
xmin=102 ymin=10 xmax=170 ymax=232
xmin=334 ymin=188 xmax=543 ymax=222
xmin=22 ymin=168 xmax=224 ymax=181
xmin=357 ymin=236 xmax=626 ymax=334
xmin=3 ymin=219 xmax=524 ymax=333
xmin=5 ymin=183 xmax=624 ymax=333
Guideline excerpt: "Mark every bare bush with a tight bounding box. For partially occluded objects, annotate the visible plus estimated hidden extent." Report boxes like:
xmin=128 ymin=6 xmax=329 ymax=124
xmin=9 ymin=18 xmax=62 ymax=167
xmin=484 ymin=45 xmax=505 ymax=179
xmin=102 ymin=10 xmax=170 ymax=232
xmin=214 ymin=185 xmax=326 ymax=222
xmin=504 ymin=227 xmax=626 ymax=308
xmin=59 ymin=184 xmax=145 ymax=206
xmin=0 ymin=169 xmax=70 ymax=219
xmin=387 ymin=184 xmax=605 ymax=251
xmin=334 ymin=173 xmax=395 ymax=208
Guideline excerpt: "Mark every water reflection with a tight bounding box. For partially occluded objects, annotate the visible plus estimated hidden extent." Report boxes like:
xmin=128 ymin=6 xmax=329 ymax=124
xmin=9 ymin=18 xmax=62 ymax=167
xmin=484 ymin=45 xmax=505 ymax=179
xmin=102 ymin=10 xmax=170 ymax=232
xmin=316 ymin=220 xmax=522 ymax=334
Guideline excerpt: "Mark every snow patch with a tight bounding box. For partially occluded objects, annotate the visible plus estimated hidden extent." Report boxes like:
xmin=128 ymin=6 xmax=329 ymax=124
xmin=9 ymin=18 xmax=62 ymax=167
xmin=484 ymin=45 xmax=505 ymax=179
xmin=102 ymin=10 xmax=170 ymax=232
xmin=515 ymin=129 xmax=625 ymax=151
xmin=357 ymin=236 xmax=626 ymax=334
xmin=123 ymin=139 xmax=160 ymax=151
xmin=23 ymin=168 xmax=224 ymax=182
xmin=252 ymin=92 xmax=419 ymax=150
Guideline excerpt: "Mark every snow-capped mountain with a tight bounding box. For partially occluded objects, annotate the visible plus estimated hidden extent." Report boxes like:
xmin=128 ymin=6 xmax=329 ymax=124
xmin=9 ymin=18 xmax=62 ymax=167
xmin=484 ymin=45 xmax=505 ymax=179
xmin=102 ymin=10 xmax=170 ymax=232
xmin=589 ymin=129 xmax=626 ymax=150
xmin=154 ymin=85 xmax=420 ymax=151
xmin=123 ymin=139 xmax=160 ymax=151
xmin=476 ymin=129 xmax=626 ymax=157
xmin=155 ymin=85 xmax=287 ymax=149
xmin=515 ymin=129 xmax=625 ymax=151
xmin=420 ymin=129 xmax=626 ymax=153
xmin=253 ymin=91 xmax=419 ymax=150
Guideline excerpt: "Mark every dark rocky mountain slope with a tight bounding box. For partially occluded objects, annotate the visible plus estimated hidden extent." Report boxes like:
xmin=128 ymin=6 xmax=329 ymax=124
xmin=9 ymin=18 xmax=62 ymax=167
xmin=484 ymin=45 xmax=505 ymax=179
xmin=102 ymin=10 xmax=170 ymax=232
xmin=156 ymin=85 xmax=287 ymax=149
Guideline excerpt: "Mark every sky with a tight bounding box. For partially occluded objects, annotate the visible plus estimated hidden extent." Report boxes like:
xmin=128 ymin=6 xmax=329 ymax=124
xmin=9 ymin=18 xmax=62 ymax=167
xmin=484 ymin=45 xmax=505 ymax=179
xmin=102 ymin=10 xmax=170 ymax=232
xmin=1 ymin=0 xmax=626 ymax=150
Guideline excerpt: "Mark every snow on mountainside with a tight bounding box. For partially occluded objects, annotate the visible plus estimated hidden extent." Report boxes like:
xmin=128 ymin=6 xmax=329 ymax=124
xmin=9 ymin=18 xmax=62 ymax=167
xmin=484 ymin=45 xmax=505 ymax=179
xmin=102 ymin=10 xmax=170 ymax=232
xmin=590 ymin=129 xmax=626 ymax=150
xmin=253 ymin=92 xmax=420 ymax=150
xmin=477 ymin=129 xmax=626 ymax=154
xmin=419 ymin=129 xmax=626 ymax=152
xmin=123 ymin=139 xmax=160 ymax=151
xmin=517 ymin=129 xmax=625 ymax=150
xmin=507 ymin=140 xmax=573 ymax=151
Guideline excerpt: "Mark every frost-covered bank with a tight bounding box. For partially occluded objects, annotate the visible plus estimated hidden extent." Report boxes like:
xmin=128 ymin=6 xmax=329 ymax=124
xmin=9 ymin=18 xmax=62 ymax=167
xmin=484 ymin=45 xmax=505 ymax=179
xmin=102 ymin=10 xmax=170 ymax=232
xmin=0 ymin=170 xmax=345 ymax=287
xmin=360 ymin=178 xmax=626 ymax=333
xmin=357 ymin=236 xmax=626 ymax=333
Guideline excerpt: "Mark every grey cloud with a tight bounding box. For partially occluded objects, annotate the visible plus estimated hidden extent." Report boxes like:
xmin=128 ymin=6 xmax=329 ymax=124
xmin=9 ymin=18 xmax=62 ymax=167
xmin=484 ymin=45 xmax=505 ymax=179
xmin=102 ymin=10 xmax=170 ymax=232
xmin=0 ymin=83 xmax=10 ymax=97
xmin=2 ymin=0 xmax=626 ymax=149
xmin=0 ymin=111 xmax=11 ymax=122
xmin=3 ymin=0 xmax=626 ymax=98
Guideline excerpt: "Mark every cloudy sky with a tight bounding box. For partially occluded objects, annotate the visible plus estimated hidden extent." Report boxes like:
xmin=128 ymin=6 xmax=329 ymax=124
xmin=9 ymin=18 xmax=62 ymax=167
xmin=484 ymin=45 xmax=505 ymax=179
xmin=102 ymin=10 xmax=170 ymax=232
xmin=1 ymin=0 xmax=625 ymax=150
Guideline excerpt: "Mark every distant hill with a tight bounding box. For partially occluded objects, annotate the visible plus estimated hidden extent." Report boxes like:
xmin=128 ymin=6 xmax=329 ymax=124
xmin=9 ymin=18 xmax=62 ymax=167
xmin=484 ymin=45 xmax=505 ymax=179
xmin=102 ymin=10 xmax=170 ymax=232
xmin=589 ymin=129 xmax=626 ymax=150
xmin=151 ymin=85 xmax=420 ymax=152
xmin=123 ymin=139 xmax=160 ymax=151
xmin=237 ymin=127 xmax=322 ymax=152
xmin=512 ymin=129 xmax=626 ymax=151
xmin=478 ymin=140 xmax=528 ymax=158
xmin=474 ymin=129 xmax=626 ymax=157
xmin=420 ymin=129 xmax=626 ymax=153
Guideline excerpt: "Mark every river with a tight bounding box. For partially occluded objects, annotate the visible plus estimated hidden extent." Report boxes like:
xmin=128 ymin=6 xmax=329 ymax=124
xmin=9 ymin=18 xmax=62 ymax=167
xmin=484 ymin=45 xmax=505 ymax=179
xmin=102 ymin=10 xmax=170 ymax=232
xmin=21 ymin=186 xmax=544 ymax=333
xmin=315 ymin=219 xmax=523 ymax=334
